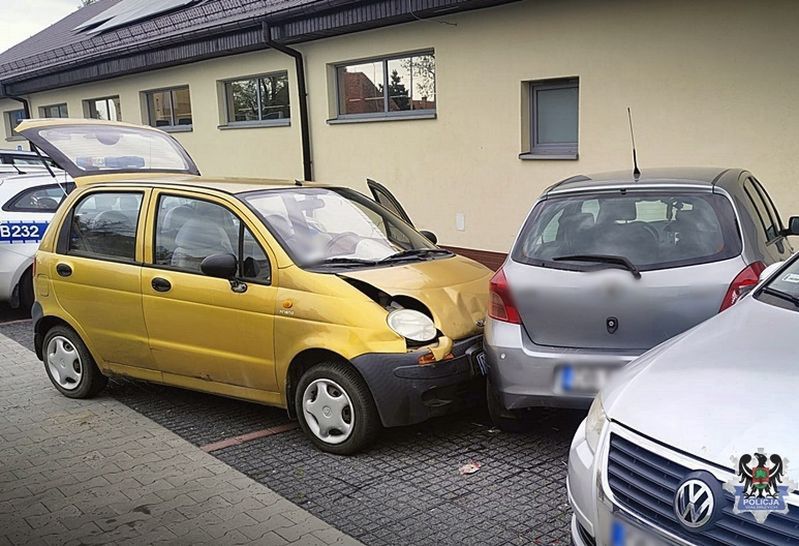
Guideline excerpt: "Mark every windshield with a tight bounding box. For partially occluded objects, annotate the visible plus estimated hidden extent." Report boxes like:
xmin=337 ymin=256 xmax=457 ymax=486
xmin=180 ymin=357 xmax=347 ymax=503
xmin=25 ymin=124 xmax=197 ymax=177
xmin=241 ymin=187 xmax=441 ymax=267
xmin=758 ymin=258 xmax=799 ymax=310
xmin=512 ymin=191 xmax=741 ymax=271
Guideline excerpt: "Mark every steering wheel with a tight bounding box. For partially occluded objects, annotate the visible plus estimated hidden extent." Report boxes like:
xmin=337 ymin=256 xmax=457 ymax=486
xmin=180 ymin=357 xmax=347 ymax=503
xmin=324 ymin=232 xmax=360 ymax=255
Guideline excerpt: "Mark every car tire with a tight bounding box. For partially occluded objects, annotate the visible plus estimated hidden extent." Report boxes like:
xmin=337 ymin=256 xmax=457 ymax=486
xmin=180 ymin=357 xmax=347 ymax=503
xmin=295 ymin=361 xmax=381 ymax=455
xmin=486 ymin=377 xmax=528 ymax=433
xmin=18 ymin=269 xmax=34 ymax=314
xmin=42 ymin=325 xmax=108 ymax=399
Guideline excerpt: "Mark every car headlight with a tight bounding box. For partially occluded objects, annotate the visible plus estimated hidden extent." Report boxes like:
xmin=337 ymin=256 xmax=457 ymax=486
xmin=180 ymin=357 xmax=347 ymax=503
xmin=585 ymin=396 xmax=607 ymax=454
xmin=386 ymin=309 xmax=437 ymax=343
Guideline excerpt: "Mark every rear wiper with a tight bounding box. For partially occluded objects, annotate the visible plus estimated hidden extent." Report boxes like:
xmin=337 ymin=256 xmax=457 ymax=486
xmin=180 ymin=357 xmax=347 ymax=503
xmin=303 ymin=257 xmax=379 ymax=268
xmin=761 ymin=286 xmax=799 ymax=307
xmin=553 ymin=254 xmax=642 ymax=279
xmin=380 ymin=248 xmax=452 ymax=262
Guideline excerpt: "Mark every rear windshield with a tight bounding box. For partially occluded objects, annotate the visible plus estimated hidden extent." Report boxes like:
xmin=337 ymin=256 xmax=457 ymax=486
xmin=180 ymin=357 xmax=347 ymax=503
xmin=512 ymin=191 xmax=741 ymax=271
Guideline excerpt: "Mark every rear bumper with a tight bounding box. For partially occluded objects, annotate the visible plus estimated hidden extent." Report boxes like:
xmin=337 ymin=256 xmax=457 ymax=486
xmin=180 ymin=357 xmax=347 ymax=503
xmin=484 ymin=318 xmax=641 ymax=410
xmin=351 ymin=335 xmax=484 ymax=428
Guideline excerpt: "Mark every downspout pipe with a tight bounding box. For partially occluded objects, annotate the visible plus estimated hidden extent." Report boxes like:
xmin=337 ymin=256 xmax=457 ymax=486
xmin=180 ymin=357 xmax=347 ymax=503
xmin=262 ymin=22 xmax=313 ymax=181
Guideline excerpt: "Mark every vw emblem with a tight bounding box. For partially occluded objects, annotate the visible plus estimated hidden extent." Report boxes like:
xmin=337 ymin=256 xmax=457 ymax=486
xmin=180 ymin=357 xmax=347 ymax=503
xmin=674 ymin=477 xmax=715 ymax=530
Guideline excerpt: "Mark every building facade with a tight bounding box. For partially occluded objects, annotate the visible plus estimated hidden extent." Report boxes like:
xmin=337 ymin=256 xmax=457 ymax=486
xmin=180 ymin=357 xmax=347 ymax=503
xmin=2 ymin=0 xmax=798 ymax=260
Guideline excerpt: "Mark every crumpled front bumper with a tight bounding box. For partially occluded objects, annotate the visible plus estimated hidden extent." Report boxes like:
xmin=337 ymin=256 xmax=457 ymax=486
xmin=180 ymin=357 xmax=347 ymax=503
xmin=351 ymin=334 xmax=484 ymax=428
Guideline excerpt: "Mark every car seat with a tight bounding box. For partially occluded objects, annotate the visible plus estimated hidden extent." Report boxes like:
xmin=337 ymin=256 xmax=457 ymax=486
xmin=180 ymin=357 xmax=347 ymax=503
xmin=172 ymin=218 xmax=235 ymax=272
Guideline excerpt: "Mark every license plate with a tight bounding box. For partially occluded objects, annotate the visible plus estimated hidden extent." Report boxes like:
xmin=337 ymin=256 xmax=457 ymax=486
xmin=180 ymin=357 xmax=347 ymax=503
xmin=611 ymin=517 xmax=668 ymax=546
xmin=558 ymin=364 xmax=614 ymax=394
xmin=0 ymin=221 xmax=49 ymax=244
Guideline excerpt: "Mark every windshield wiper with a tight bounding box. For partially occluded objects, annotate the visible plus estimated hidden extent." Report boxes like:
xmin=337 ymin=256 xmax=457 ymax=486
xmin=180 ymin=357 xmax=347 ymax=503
xmin=761 ymin=286 xmax=799 ymax=307
xmin=380 ymin=248 xmax=453 ymax=263
xmin=553 ymin=254 xmax=642 ymax=279
xmin=303 ymin=257 xmax=379 ymax=268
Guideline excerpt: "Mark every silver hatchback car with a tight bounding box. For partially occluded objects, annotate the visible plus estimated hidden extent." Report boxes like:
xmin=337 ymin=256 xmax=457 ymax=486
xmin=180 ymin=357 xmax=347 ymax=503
xmin=484 ymin=167 xmax=797 ymax=427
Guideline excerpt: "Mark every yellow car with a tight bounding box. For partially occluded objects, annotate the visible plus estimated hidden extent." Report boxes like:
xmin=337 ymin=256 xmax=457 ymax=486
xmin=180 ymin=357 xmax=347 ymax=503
xmin=20 ymin=119 xmax=490 ymax=454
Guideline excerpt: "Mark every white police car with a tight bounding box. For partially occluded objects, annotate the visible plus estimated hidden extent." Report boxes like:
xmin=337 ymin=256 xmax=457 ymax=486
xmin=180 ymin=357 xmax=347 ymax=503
xmin=0 ymin=156 xmax=73 ymax=311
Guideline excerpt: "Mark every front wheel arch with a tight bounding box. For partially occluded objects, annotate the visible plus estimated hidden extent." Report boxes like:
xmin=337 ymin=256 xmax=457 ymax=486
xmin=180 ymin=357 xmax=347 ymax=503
xmin=285 ymin=348 xmax=365 ymax=419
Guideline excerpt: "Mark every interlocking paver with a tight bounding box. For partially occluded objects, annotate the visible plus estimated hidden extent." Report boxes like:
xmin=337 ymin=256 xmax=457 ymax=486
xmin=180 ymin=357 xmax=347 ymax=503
xmin=0 ymin=331 xmax=359 ymax=546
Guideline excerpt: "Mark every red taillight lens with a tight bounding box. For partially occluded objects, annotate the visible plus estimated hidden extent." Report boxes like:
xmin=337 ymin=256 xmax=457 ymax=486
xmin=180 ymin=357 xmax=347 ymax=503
xmin=719 ymin=261 xmax=766 ymax=311
xmin=488 ymin=268 xmax=521 ymax=324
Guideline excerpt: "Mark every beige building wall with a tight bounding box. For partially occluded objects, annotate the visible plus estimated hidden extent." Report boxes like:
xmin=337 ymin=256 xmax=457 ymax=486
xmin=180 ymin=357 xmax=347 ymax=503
xmin=4 ymin=0 xmax=798 ymax=253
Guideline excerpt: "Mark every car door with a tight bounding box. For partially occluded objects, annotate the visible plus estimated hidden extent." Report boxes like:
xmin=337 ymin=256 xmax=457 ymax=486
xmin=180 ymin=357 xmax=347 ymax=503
xmin=741 ymin=175 xmax=793 ymax=262
xmin=141 ymin=189 xmax=279 ymax=398
xmin=366 ymin=178 xmax=414 ymax=225
xmin=50 ymin=187 xmax=156 ymax=375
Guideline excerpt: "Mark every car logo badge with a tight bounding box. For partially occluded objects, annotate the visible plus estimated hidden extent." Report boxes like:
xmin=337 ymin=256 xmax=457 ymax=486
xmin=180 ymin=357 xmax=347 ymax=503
xmin=674 ymin=475 xmax=717 ymax=531
xmin=724 ymin=449 xmax=796 ymax=523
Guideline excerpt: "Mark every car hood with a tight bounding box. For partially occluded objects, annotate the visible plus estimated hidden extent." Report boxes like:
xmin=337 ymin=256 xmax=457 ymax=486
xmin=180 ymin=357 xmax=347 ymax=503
xmin=604 ymin=295 xmax=799 ymax=479
xmin=340 ymin=255 xmax=491 ymax=340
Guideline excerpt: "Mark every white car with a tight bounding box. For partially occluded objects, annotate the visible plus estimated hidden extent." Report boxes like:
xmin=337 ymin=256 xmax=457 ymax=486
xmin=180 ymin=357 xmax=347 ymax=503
xmin=0 ymin=164 xmax=73 ymax=310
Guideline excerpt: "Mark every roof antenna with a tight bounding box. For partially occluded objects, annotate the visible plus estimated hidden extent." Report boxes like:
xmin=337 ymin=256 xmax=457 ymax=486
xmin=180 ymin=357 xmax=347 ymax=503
xmin=627 ymin=107 xmax=641 ymax=179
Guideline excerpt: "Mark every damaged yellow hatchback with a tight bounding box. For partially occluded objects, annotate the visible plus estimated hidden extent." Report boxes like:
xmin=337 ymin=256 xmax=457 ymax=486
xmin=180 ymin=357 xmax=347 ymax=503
xmin=21 ymin=119 xmax=490 ymax=454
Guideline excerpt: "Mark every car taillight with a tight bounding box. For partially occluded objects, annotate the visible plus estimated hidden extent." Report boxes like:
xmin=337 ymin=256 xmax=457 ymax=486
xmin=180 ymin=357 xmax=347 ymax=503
xmin=488 ymin=268 xmax=521 ymax=324
xmin=719 ymin=261 xmax=766 ymax=311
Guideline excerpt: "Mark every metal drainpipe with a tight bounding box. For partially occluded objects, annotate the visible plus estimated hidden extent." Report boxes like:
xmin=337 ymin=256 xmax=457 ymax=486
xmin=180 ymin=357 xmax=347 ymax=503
xmin=262 ymin=22 xmax=313 ymax=182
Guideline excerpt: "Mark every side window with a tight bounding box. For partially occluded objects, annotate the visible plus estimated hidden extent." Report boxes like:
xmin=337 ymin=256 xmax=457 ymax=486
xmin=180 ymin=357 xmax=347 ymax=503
xmin=241 ymin=228 xmax=271 ymax=283
xmin=3 ymin=183 xmax=75 ymax=213
xmin=744 ymin=178 xmax=777 ymax=241
xmin=155 ymin=195 xmax=271 ymax=282
xmin=69 ymin=192 xmax=143 ymax=261
xmin=751 ymin=177 xmax=783 ymax=234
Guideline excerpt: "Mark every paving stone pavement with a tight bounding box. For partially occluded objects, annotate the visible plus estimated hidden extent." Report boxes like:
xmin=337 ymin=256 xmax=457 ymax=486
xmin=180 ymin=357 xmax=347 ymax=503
xmin=0 ymin=332 xmax=362 ymax=546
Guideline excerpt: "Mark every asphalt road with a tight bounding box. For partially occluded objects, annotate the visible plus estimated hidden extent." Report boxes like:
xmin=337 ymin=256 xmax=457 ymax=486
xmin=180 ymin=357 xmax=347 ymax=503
xmin=1 ymin=319 xmax=582 ymax=545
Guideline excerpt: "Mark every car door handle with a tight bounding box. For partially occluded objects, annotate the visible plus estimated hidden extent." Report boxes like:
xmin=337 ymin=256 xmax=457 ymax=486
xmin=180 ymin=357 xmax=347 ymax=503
xmin=151 ymin=277 xmax=172 ymax=293
xmin=56 ymin=263 xmax=72 ymax=277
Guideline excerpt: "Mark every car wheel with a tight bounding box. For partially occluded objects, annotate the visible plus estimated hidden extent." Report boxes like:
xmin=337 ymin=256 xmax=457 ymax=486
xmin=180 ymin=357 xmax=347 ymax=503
xmin=486 ymin=377 xmax=528 ymax=433
xmin=43 ymin=326 xmax=107 ymax=399
xmin=295 ymin=361 xmax=381 ymax=455
xmin=18 ymin=269 xmax=34 ymax=314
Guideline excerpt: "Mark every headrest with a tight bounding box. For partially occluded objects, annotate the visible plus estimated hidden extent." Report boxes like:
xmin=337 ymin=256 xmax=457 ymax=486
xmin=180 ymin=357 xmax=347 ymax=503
xmin=174 ymin=218 xmax=233 ymax=253
xmin=597 ymin=200 xmax=637 ymax=223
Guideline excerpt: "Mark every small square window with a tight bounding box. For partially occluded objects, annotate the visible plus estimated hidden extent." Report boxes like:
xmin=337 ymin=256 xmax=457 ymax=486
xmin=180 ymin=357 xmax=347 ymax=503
xmin=39 ymin=103 xmax=69 ymax=118
xmin=335 ymin=52 xmax=436 ymax=120
xmin=223 ymin=72 xmax=290 ymax=126
xmin=527 ymin=79 xmax=579 ymax=158
xmin=4 ymin=109 xmax=26 ymax=138
xmin=145 ymin=87 xmax=192 ymax=129
xmin=84 ymin=96 xmax=121 ymax=121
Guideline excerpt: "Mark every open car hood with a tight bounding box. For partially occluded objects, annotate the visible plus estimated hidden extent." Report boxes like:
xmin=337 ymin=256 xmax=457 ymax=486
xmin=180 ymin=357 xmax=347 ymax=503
xmin=340 ymin=255 xmax=492 ymax=341
xmin=16 ymin=118 xmax=200 ymax=179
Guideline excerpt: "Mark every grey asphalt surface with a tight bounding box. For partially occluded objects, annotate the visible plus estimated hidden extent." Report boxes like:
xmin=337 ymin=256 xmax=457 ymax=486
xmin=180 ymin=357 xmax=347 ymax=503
xmin=1 ymin=318 xmax=582 ymax=545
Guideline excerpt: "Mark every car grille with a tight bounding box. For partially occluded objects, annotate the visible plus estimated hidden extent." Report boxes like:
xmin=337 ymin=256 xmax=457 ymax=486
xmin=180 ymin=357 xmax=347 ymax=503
xmin=607 ymin=434 xmax=799 ymax=545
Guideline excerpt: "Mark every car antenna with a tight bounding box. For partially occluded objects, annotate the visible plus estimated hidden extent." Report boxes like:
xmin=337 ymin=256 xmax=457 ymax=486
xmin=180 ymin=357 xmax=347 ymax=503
xmin=627 ymin=107 xmax=641 ymax=179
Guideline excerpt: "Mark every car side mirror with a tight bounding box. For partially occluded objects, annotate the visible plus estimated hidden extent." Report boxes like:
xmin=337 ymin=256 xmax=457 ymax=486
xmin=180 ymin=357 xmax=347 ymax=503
xmin=200 ymin=253 xmax=238 ymax=279
xmin=419 ymin=230 xmax=438 ymax=244
xmin=759 ymin=261 xmax=785 ymax=282
xmin=782 ymin=216 xmax=799 ymax=236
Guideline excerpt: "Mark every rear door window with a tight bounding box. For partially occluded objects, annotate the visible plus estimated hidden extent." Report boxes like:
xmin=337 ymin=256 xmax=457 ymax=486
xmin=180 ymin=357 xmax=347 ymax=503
xmin=68 ymin=191 xmax=143 ymax=262
xmin=512 ymin=191 xmax=742 ymax=271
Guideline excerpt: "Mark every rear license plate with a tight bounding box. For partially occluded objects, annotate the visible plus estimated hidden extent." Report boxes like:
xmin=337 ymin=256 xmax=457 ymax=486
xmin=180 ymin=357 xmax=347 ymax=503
xmin=558 ymin=364 xmax=615 ymax=394
xmin=611 ymin=516 xmax=668 ymax=546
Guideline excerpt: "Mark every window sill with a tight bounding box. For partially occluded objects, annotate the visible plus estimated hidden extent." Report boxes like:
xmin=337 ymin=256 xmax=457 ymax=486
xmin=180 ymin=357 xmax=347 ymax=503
xmin=5 ymin=136 xmax=25 ymax=142
xmin=327 ymin=112 xmax=436 ymax=125
xmin=519 ymin=152 xmax=578 ymax=161
xmin=218 ymin=119 xmax=291 ymax=130
xmin=157 ymin=125 xmax=193 ymax=133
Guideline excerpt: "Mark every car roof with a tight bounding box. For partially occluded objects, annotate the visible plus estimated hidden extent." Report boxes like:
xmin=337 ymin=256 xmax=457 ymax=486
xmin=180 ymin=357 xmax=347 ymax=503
xmin=77 ymin=173 xmax=337 ymax=195
xmin=546 ymin=167 xmax=743 ymax=195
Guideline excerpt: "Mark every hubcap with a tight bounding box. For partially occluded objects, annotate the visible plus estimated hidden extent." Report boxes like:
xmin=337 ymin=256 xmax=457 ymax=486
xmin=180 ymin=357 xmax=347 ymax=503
xmin=302 ymin=378 xmax=354 ymax=444
xmin=46 ymin=336 xmax=82 ymax=391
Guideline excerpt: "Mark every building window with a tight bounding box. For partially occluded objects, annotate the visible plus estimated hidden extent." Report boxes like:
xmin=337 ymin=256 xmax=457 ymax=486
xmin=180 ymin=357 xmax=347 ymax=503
xmin=526 ymin=78 xmax=579 ymax=158
xmin=84 ymin=96 xmax=121 ymax=121
xmin=39 ymin=103 xmax=69 ymax=118
xmin=335 ymin=52 xmax=436 ymax=120
xmin=145 ymin=87 xmax=192 ymax=129
xmin=223 ymin=73 xmax=290 ymax=126
xmin=4 ymin=109 xmax=26 ymax=139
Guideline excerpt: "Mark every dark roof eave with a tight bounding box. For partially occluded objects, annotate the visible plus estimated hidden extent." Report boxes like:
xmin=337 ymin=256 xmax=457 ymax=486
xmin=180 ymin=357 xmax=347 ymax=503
xmin=0 ymin=0 xmax=520 ymax=97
